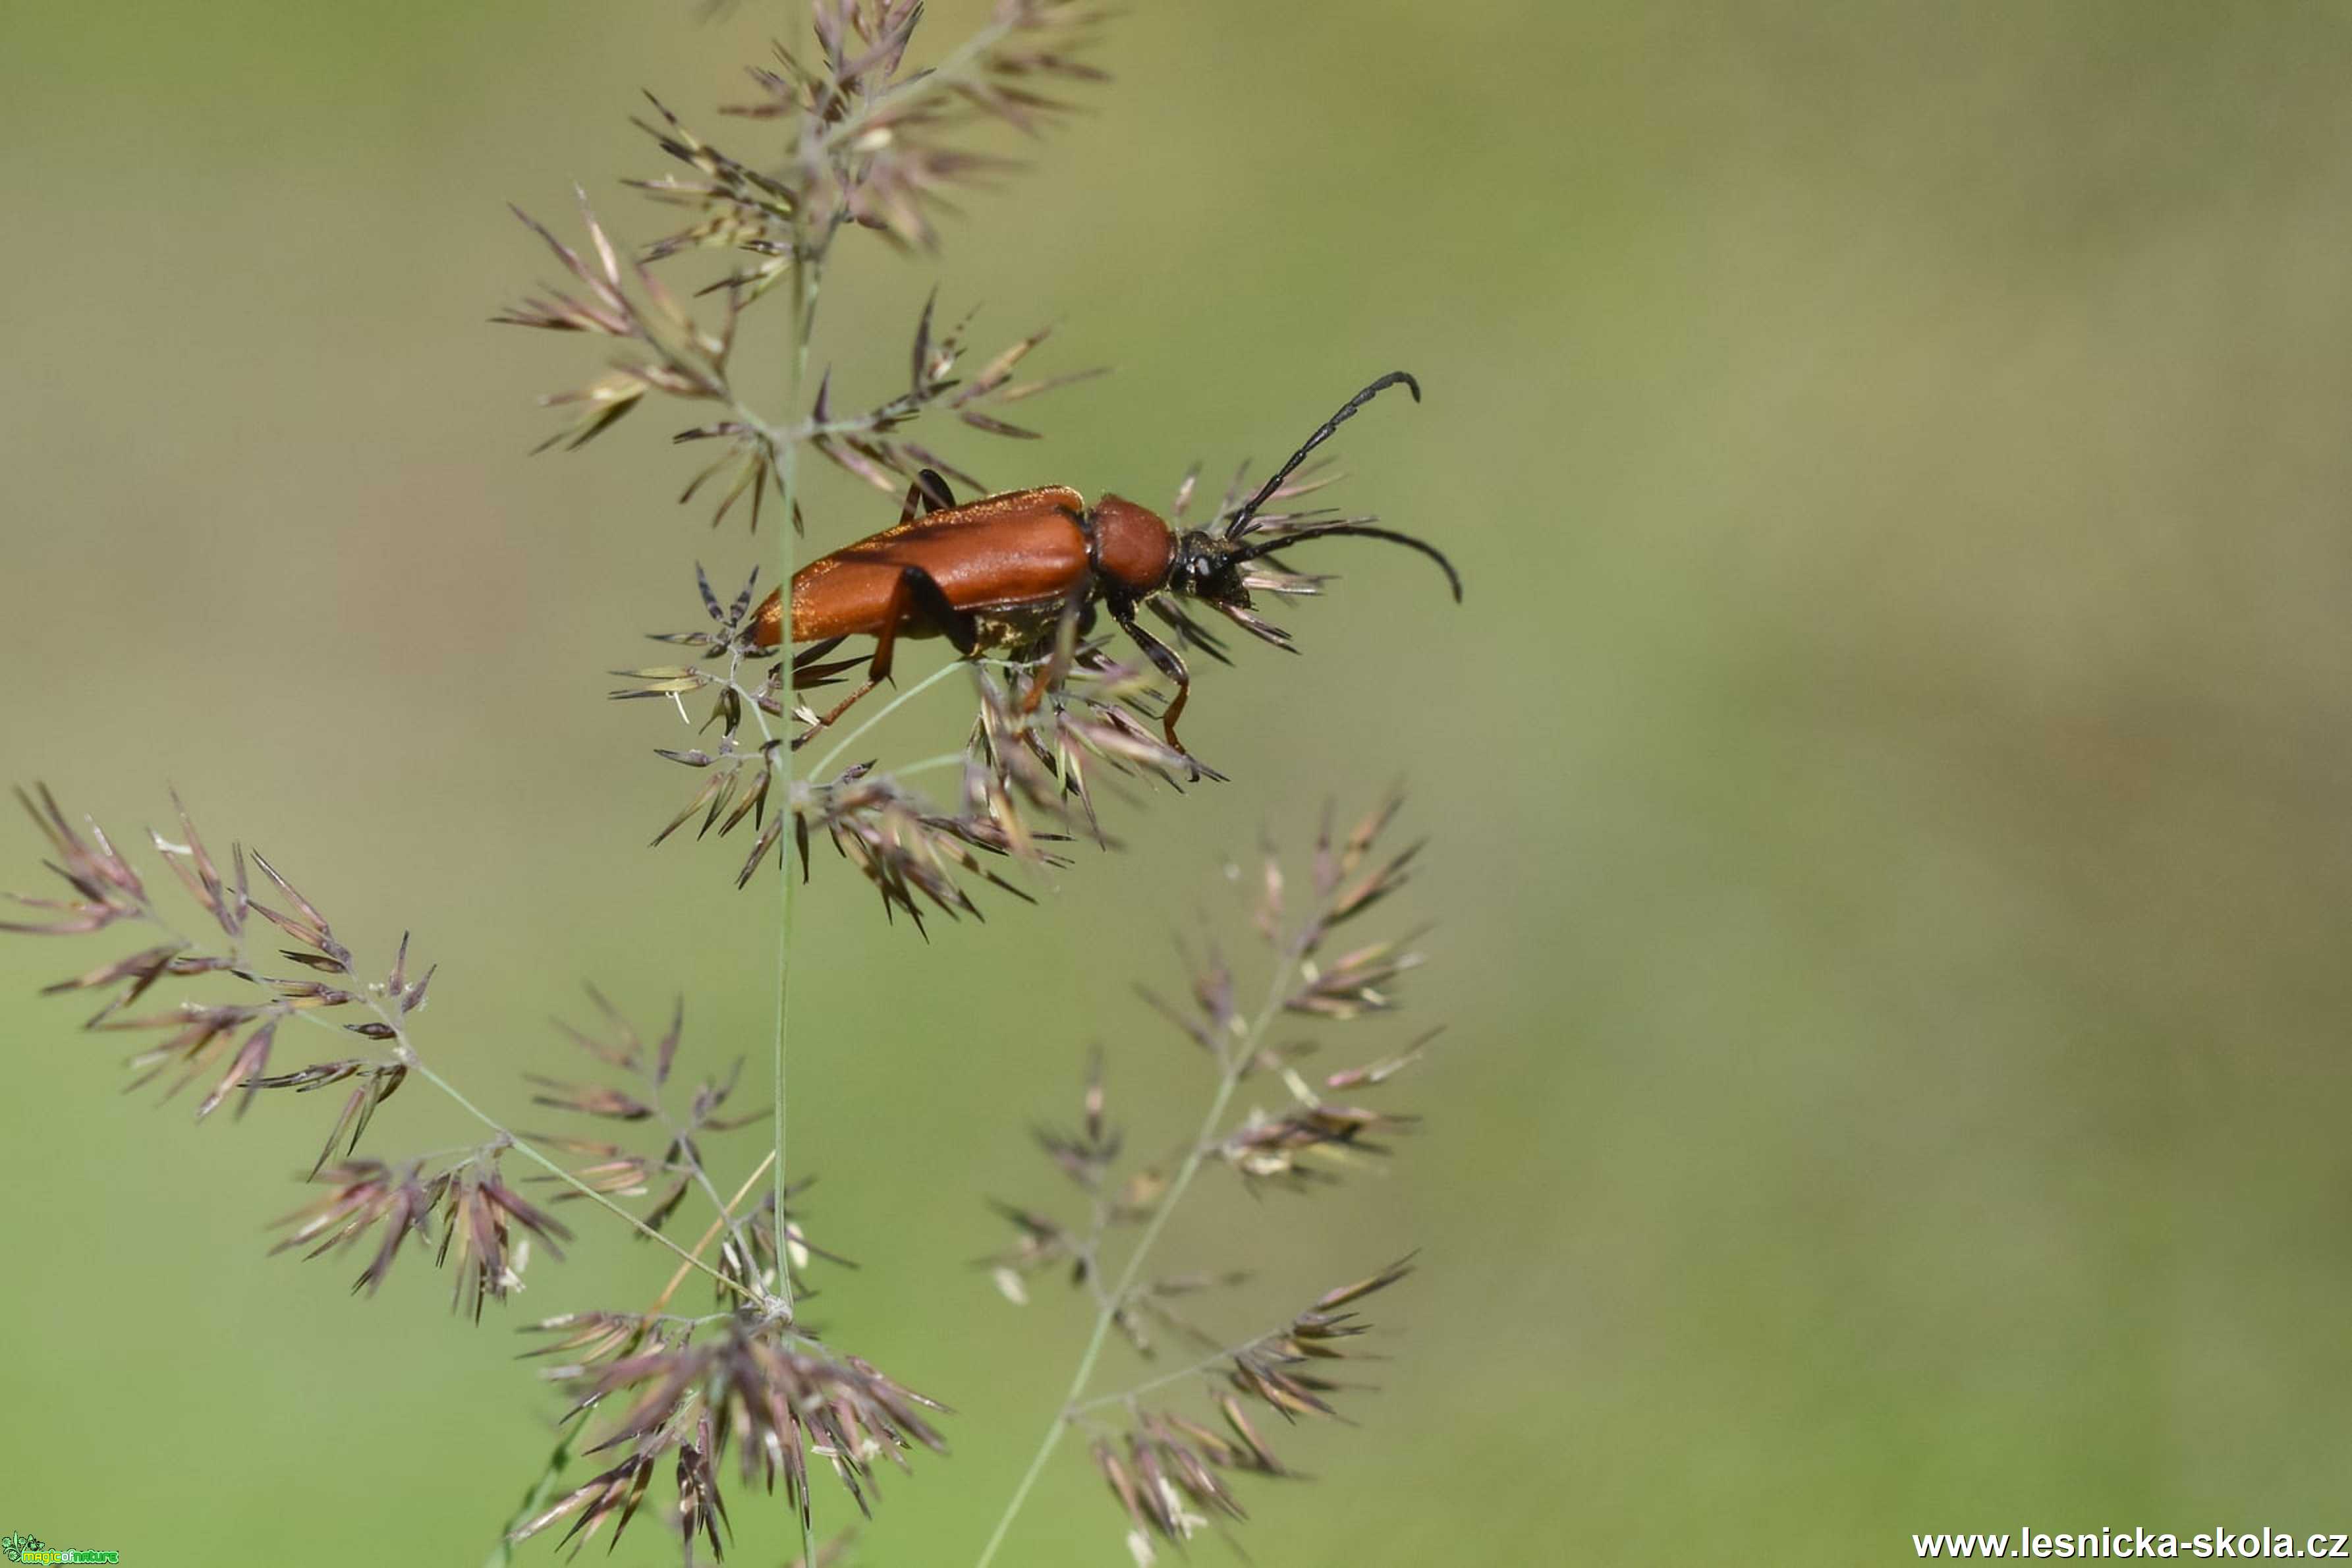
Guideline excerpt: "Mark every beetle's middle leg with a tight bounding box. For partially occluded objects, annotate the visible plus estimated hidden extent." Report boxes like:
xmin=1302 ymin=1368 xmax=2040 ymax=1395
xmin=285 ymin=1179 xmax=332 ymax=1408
xmin=1017 ymin=586 xmax=1097 ymax=718
xmin=1024 ymin=505 xmax=1099 ymax=715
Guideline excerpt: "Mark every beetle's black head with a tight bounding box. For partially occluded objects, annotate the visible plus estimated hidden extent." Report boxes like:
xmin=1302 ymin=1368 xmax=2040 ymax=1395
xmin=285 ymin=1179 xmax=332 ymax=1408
xmin=1167 ymin=522 xmax=1461 ymax=605
xmin=1167 ymin=516 xmax=1460 ymax=629
xmin=1167 ymin=530 xmax=1255 ymax=607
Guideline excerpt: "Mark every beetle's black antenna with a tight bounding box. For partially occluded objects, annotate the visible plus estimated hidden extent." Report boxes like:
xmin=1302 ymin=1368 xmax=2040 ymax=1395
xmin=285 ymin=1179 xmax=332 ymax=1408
xmin=1229 ymin=521 xmax=1462 ymax=601
xmin=1225 ymin=371 xmax=1421 ymax=538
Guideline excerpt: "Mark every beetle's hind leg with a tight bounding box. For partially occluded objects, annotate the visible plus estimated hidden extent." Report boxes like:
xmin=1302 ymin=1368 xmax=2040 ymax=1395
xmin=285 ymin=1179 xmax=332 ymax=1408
xmin=899 ymin=468 xmax=958 ymax=523
xmin=869 ymin=565 xmax=978 ymax=684
xmin=792 ymin=678 xmax=882 ymax=751
xmin=790 ymin=567 xmax=977 ymax=753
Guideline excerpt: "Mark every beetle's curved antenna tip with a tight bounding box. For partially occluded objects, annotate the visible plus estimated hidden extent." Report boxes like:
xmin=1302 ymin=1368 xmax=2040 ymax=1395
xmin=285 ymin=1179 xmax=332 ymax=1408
xmin=1226 ymin=371 xmax=1427 ymax=538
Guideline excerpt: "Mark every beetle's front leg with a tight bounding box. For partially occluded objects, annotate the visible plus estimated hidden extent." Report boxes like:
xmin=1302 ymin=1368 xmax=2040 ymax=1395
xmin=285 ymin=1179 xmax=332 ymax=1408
xmin=1109 ymin=596 xmax=1199 ymax=774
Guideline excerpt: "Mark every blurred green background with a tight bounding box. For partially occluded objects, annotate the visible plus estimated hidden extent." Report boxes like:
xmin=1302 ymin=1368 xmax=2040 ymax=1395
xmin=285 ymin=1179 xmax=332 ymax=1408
xmin=8 ymin=1 xmax=2352 ymax=1563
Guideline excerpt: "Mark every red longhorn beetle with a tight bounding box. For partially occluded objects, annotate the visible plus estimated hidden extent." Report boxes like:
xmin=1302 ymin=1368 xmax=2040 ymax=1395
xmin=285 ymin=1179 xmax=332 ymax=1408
xmin=750 ymin=372 xmax=1458 ymax=758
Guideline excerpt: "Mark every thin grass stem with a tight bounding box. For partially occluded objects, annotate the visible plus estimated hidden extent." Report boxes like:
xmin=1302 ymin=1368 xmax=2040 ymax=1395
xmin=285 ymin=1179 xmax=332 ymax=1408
xmin=806 ymin=657 xmax=969 ymax=780
xmin=972 ymin=938 xmax=1304 ymax=1568
xmin=400 ymin=1053 xmax=744 ymax=1299
xmin=771 ymin=229 xmax=826 ymax=1568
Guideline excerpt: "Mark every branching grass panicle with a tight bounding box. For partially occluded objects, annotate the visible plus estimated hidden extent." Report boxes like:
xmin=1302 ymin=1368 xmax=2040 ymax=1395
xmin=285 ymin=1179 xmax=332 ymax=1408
xmin=3 ymin=7 xmax=1453 ymax=1567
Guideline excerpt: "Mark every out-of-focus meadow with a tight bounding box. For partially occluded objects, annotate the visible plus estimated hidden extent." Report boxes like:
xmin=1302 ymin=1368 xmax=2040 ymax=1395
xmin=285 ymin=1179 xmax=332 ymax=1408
xmin=7 ymin=1 xmax=2352 ymax=1562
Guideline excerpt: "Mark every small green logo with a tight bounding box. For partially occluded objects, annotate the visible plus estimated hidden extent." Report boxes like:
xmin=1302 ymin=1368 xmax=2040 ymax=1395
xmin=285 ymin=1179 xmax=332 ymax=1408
xmin=2 ymin=1534 xmax=118 ymax=1565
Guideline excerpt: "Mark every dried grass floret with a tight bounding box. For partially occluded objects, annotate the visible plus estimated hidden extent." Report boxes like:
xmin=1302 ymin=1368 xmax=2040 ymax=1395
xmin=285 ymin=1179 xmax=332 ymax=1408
xmin=271 ymin=1144 xmax=569 ymax=1316
xmin=1088 ymin=1260 xmax=1413 ymax=1562
xmin=6 ymin=789 xmax=430 ymax=1131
